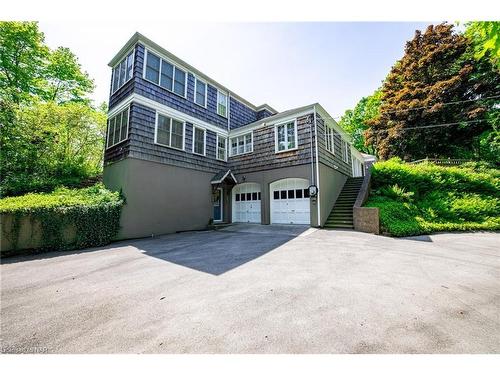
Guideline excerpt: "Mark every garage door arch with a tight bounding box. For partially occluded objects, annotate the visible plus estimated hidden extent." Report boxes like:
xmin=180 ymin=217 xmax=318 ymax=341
xmin=232 ymin=182 xmax=262 ymax=223
xmin=270 ymin=178 xmax=310 ymax=224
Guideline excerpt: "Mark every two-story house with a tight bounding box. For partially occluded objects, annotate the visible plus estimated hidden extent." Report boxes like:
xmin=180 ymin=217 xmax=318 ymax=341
xmin=103 ymin=33 xmax=366 ymax=239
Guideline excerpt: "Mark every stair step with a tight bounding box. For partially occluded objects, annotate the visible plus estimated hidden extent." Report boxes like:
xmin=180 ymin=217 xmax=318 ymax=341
xmin=324 ymin=224 xmax=354 ymax=229
xmin=326 ymin=219 xmax=354 ymax=224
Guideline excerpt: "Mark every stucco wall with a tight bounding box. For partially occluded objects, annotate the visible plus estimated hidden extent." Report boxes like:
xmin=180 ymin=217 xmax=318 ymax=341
xmin=104 ymin=157 xmax=221 ymax=239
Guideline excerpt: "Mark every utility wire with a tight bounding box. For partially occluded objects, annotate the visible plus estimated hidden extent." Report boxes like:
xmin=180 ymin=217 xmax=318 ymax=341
xmin=323 ymin=94 xmax=500 ymax=121
xmin=365 ymin=119 xmax=488 ymax=135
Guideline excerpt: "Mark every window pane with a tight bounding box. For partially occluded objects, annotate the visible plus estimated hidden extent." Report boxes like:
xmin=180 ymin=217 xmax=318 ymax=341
xmin=273 ymin=191 xmax=279 ymax=200
xmin=246 ymin=193 xmax=252 ymax=201
xmin=217 ymin=92 xmax=227 ymax=116
xmin=194 ymin=127 xmax=204 ymax=155
xmin=120 ymin=109 xmax=128 ymax=142
xmin=280 ymin=190 xmax=287 ymax=199
xmin=287 ymin=122 xmax=295 ymax=149
xmin=160 ymin=60 xmax=173 ymax=90
xmin=113 ymin=113 xmax=121 ymax=145
xmin=241 ymin=193 xmax=246 ymax=201
xmin=236 ymin=193 xmax=240 ymax=201
xmin=258 ymin=192 xmax=261 ymax=200
xmin=231 ymin=138 xmax=238 ymax=155
xmin=126 ymin=52 xmax=134 ymax=81
xmin=252 ymin=192 xmax=257 ymax=201
xmin=171 ymin=119 xmax=184 ymax=149
xmin=238 ymin=136 xmax=244 ymax=154
xmin=217 ymin=137 xmax=226 ymax=160
xmin=296 ymin=189 xmax=303 ymax=198
xmin=119 ymin=60 xmax=126 ymax=87
xmin=173 ymin=68 xmax=186 ymax=96
xmin=195 ymin=80 xmax=206 ymax=106
xmin=107 ymin=118 xmax=114 ymax=147
xmin=244 ymin=134 xmax=252 ymax=152
xmin=288 ymin=189 xmax=295 ymax=199
xmin=112 ymin=66 xmax=119 ymax=92
xmin=304 ymin=188 xmax=310 ymax=198
xmin=145 ymin=52 xmax=160 ymax=83
xmin=277 ymin=124 xmax=286 ymax=151
xmin=157 ymin=114 xmax=171 ymax=146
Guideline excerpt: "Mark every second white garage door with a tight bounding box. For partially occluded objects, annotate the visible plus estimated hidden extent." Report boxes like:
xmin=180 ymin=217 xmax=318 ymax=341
xmin=232 ymin=183 xmax=262 ymax=223
xmin=270 ymin=178 xmax=310 ymax=224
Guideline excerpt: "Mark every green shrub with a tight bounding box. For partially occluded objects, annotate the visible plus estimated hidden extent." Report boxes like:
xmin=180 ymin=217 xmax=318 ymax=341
xmin=365 ymin=159 xmax=500 ymax=236
xmin=0 ymin=184 xmax=124 ymax=252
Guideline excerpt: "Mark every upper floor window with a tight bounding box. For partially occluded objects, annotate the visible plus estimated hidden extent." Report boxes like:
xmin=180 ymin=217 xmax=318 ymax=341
xmin=192 ymin=126 xmax=206 ymax=155
xmin=275 ymin=120 xmax=297 ymax=153
xmin=144 ymin=50 xmax=186 ymax=98
xmin=341 ymin=139 xmax=349 ymax=162
xmin=217 ymin=135 xmax=227 ymax=161
xmin=230 ymin=132 xmax=252 ymax=156
xmin=112 ymin=50 xmax=134 ymax=93
xmin=155 ymin=113 xmax=184 ymax=150
xmin=325 ymin=125 xmax=336 ymax=154
xmin=195 ymin=78 xmax=207 ymax=107
xmin=217 ymin=91 xmax=228 ymax=117
xmin=106 ymin=107 xmax=129 ymax=148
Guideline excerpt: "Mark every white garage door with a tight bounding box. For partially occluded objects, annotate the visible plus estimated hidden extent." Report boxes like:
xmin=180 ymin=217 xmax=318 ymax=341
xmin=232 ymin=183 xmax=261 ymax=223
xmin=270 ymin=178 xmax=310 ymax=224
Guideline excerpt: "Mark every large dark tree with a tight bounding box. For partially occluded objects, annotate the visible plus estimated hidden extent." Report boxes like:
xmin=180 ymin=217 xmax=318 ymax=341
xmin=365 ymin=23 xmax=500 ymax=161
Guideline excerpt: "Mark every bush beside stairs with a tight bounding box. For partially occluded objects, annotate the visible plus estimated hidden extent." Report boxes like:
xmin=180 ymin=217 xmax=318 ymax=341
xmin=324 ymin=177 xmax=364 ymax=229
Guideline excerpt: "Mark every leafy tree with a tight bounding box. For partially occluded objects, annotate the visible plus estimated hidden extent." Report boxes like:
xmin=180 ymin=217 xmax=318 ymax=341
xmin=0 ymin=21 xmax=49 ymax=104
xmin=44 ymin=47 xmax=95 ymax=103
xmin=465 ymin=21 xmax=500 ymax=69
xmin=365 ymin=23 xmax=500 ymax=161
xmin=338 ymin=89 xmax=381 ymax=154
xmin=0 ymin=22 xmax=103 ymax=197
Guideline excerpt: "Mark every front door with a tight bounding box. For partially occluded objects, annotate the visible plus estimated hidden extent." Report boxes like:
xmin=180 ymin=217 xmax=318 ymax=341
xmin=213 ymin=188 xmax=223 ymax=222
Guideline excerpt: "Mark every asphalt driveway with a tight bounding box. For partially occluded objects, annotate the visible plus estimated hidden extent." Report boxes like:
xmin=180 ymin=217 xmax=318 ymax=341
xmin=1 ymin=225 xmax=499 ymax=353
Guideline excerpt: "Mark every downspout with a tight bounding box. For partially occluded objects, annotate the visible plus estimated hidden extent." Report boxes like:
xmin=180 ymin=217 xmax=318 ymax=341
xmin=309 ymin=111 xmax=315 ymax=188
xmin=313 ymin=105 xmax=321 ymax=227
xmin=227 ymin=92 xmax=231 ymax=132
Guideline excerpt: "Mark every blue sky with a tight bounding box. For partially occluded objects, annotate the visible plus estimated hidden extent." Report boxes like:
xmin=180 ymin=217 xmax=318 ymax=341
xmin=40 ymin=21 xmax=432 ymax=118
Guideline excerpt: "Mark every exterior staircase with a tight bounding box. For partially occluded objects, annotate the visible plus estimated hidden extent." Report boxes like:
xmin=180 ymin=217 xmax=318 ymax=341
xmin=324 ymin=177 xmax=364 ymax=229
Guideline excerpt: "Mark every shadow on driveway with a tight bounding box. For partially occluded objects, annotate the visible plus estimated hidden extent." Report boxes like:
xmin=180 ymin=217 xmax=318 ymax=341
xmin=129 ymin=224 xmax=310 ymax=275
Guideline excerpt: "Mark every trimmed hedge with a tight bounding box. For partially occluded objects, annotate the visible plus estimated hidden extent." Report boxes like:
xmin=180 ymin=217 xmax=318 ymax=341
xmin=0 ymin=184 xmax=124 ymax=252
xmin=365 ymin=158 xmax=500 ymax=236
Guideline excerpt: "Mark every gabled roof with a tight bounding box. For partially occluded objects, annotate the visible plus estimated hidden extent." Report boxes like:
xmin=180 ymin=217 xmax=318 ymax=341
xmin=211 ymin=169 xmax=238 ymax=185
xmin=109 ymin=32 xmax=278 ymax=115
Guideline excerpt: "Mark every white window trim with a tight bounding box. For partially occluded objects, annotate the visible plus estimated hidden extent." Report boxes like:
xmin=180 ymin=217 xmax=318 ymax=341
xmin=194 ymin=76 xmax=208 ymax=108
xmin=216 ymin=134 xmax=227 ymax=161
xmin=217 ymin=90 xmax=228 ymax=118
xmin=325 ymin=125 xmax=336 ymax=155
xmin=192 ymin=125 xmax=206 ymax=156
xmin=341 ymin=139 xmax=349 ymax=163
xmin=143 ymin=49 xmax=188 ymax=99
xmin=154 ymin=111 xmax=186 ymax=151
xmin=111 ymin=48 xmax=135 ymax=94
xmin=274 ymin=119 xmax=298 ymax=154
xmin=106 ymin=106 xmax=130 ymax=149
xmin=229 ymin=132 xmax=253 ymax=157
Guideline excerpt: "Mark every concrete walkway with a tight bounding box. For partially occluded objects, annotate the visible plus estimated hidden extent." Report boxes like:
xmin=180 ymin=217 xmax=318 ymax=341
xmin=1 ymin=225 xmax=499 ymax=353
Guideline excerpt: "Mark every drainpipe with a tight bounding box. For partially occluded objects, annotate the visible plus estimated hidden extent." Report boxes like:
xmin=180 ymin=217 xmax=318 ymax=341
xmin=313 ymin=105 xmax=321 ymax=227
xmin=227 ymin=92 xmax=231 ymax=132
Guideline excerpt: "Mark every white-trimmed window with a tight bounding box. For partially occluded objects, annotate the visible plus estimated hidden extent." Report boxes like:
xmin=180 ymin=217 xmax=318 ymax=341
xmin=325 ymin=125 xmax=336 ymax=154
xmin=230 ymin=132 xmax=252 ymax=156
xmin=275 ymin=120 xmax=297 ymax=152
xmin=155 ymin=113 xmax=185 ymax=150
xmin=192 ymin=126 xmax=206 ymax=155
xmin=217 ymin=91 xmax=228 ymax=117
xmin=194 ymin=77 xmax=207 ymax=107
xmin=112 ymin=50 xmax=134 ymax=93
xmin=144 ymin=50 xmax=187 ymax=98
xmin=217 ymin=135 xmax=227 ymax=161
xmin=106 ymin=107 xmax=129 ymax=148
xmin=341 ymin=139 xmax=349 ymax=162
